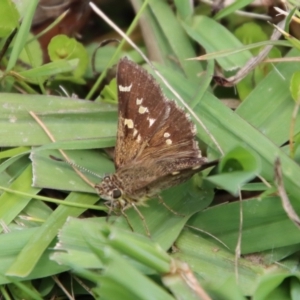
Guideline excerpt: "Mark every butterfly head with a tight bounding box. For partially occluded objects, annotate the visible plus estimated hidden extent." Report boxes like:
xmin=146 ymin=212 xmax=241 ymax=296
xmin=95 ymin=175 xmax=122 ymax=200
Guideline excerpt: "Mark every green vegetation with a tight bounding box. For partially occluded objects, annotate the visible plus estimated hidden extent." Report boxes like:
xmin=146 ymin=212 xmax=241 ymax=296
xmin=0 ymin=0 xmax=300 ymax=299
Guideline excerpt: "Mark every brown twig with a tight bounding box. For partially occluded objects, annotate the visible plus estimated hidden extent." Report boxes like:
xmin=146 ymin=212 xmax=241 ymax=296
xmin=274 ymin=158 xmax=300 ymax=228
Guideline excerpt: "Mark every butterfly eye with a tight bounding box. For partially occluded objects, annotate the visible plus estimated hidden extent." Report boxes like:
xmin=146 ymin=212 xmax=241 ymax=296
xmin=112 ymin=189 xmax=122 ymax=199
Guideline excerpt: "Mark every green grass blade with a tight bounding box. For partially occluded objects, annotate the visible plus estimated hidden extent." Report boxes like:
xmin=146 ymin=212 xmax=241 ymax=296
xmin=182 ymin=15 xmax=252 ymax=70
xmin=148 ymin=0 xmax=203 ymax=78
xmin=0 ymin=93 xmax=116 ymax=146
xmin=6 ymin=0 xmax=38 ymax=71
xmin=6 ymin=192 xmax=99 ymax=277
xmin=0 ymin=228 xmax=67 ymax=284
xmin=0 ymin=164 xmax=40 ymax=230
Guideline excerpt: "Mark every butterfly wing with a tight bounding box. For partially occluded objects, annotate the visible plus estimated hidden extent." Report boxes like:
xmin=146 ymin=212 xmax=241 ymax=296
xmin=115 ymin=57 xmax=174 ymax=168
xmin=115 ymin=57 xmax=204 ymax=167
xmin=114 ymin=57 xmax=207 ymax=197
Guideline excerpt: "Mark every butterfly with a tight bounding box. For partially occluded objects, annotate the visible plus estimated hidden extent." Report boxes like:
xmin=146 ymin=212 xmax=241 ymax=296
xmin=95 ymin=57 xmax=213 ymax=219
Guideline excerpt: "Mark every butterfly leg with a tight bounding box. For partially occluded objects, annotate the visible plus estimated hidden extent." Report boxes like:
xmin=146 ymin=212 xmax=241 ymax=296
xmin=104 ymin=200 xmax=115 ymax=223
xmin=157 ymin=195 xmax=185 ymax=217
xmin=120 ymin=209 xmax=135 ymax=233
xmin=104 ymin=200 xmax=136 ymax=233
xmin=131 ymin=203 xmax=151 ymax=237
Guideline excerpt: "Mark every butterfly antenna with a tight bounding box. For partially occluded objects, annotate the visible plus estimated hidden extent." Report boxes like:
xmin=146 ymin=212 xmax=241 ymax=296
xmin=49 ymin=155 xmax=104 ymax=179
xmin=157 ymin=195 xmax=185 ymax=217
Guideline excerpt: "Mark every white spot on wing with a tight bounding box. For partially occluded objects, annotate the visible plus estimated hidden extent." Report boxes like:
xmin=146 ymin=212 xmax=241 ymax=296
xmin=133 ymin=128 xmax=138 ymax=137
xmin=192 ymin=165 xmax=201 ymax=170
xmin=136 ymin=98 xmax=143 ymax=105
xmin=185 ymin=113 xmax=191 ymax=120
xmin=124 ymin=118 xmax=134 ymax=128
xmin=166 ymin=139 xmax=172 ymax=145
xmin=172 ymin=171 xmax=180 ymax=175
xmin=192 ymin=125 xmax=197 ymax=135
xmin=138 ymin=106 xmax=148 ymax=114
xmin=119 ymin=83 xmax=132 ymax=92
xmin=148 ymin=117 xmax=156 ymax=127
xmin=163 ymin=132 xmax=170 ymax=138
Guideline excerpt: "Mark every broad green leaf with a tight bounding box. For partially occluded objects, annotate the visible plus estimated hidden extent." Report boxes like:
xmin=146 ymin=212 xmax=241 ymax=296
xmin=174 ymin=0 xmax=193 ymax=20
xmin=173 ymin=229 xmax=265 ymax=296
xmin=237 ymin=48 xmax=300 ymax=145
xmin=253 ymin=273 xmax=297 ymax=300
xmin=48 ymin=35 xmax=76 ymax=60
xmin=235 ymin=22 xmax=268 ymax=47
xmin=19 ymin=33 xmax=43 ymax=68
xmin=188 ymin=196 xmax=300 ymax=253
xmin=0 ymin=0 xmax=19 ymax=37
xmin=6 ymin=192 xmax=99 ymax=277
xmin=207 ymin=146 xmax=261 ymax=195
xmin=19 ymin=59 xmax=79 ymax=83
xmin=0 ymin=93 xmax=116 ymax=147
xmin=0 ymin=228 xmax=67 ymax=285
xmin=48 ymin=35 xmax=88 ymax=78
xmin=31 ymin=149 xmax=114 ymax=193
xmin=0 ymin=164 xmax=39 ymax=231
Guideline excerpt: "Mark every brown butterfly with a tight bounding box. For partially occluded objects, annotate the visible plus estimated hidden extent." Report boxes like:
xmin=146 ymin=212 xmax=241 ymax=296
xmin=95 ymin=58 xmax=214 ymax=221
